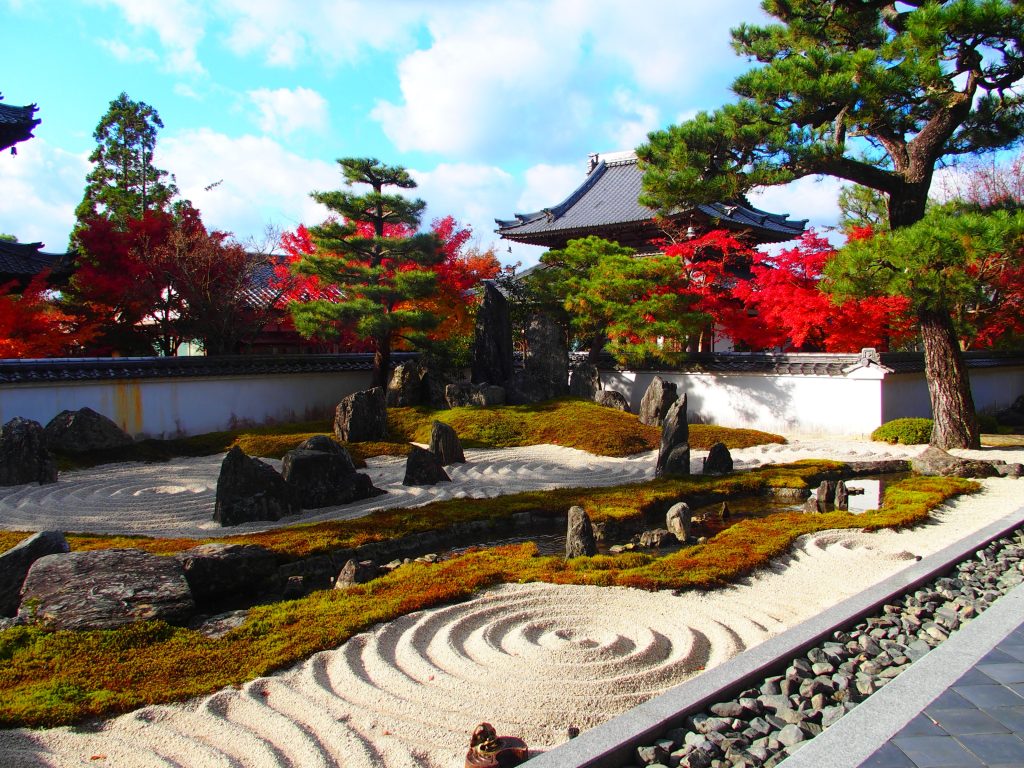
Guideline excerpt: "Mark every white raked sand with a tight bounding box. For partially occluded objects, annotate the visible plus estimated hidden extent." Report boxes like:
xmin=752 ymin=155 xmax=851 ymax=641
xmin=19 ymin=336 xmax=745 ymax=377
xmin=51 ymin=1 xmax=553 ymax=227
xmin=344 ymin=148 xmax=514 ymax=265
xmin=1 ymin=439 xmax=1022 ymax=767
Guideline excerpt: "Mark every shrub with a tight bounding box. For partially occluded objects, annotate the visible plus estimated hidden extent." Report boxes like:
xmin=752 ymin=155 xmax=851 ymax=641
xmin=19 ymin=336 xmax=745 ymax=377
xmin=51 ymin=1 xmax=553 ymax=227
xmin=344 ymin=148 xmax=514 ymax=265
xmin=871 ymin=418 xmax=933 ymax=445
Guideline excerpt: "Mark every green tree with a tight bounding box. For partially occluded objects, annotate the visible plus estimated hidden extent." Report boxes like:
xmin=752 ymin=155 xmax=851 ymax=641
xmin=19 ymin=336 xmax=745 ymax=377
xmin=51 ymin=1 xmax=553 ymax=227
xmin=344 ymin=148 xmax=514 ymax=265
xmin=639 ymin=1 xmax=1024 ymax=449
xmin=838 ymin=184 xmax=889 ymax=234
xmin=290 ymin=158 xmax=443 ymax=387
xmin=73 ymin=92 xmax=176 ymax=242
xmin=532 ymin=236 xmax=705 ymax=367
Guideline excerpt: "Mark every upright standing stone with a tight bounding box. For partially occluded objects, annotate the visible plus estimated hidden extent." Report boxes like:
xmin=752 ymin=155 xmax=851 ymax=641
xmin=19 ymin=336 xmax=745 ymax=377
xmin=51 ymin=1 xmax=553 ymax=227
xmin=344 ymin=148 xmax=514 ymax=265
xmin=403 ymin=446 xmax=451 ymax=486
xmin=334 ymin=387 xmax=387 ymax=443
xmin=471 ymin=282 xmax=514 ymax=386
xmin=703 ymin=442 xmax=734 ymax=475
xmin=566 ymin=506 xmax=597 ymax=558
xmin=507 ymin=312 xmax=569 ymax=404
xmin=387 ymin=361 xmax=426 ymax=407
xmin=429 ymin=421 xmax=466 ymax=465
xmin=835 ymin=481 xmax=850 ymax=511
xmin=0 ymin=530 xmax=69 ymax=616
xmin=44 ymin=407 xmax=133 ymax=453
xmin=656 ymin=395 xmax=690 ymax=477
xmin=0 ymin=417 xmax=57 ymax=486
xmin=569 ymin=362 xmax=601 ymax=400
xmin=666 ymin=502 xmax=691 ymax=543
xmin=214 ymin=446 xmax=300 ymax=526
xmin=638 ymin=377 xmax=678 ymax=427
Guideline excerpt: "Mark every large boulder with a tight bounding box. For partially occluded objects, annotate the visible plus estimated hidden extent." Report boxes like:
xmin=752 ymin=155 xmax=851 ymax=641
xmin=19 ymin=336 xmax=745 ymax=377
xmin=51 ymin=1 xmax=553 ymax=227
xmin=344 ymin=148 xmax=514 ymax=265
xmin=911 ymin=445 xmax=999 ymax=479
xmin=0 ymin=530 xmax=69 ymax=616
xmin=19 ymin=549 xmax=195 ymax=630
xmin=175 ymin=543 xmax=279 ymax=605
xmin=507 ymin=312 xmax=569 ymax=405
xmin=0 ymin=417 xmax=57 ymax=487
xmin=595 ymin=390 xmax=630 ymax=412
xmin=565 ymin=506 xmax=597 ymax=558
xmin=387 ymin=361 xmax=427 ymax=407
xmin=638 ymin=377 xmax=678 ymax=427
xmin=334 ymin=387 xmax=387 ymax=443
xmin=281 ymin=443 xmax=382 ymax=508
xmin=472 ymin=282 xmax=515 ymax=386
xmin=213 ymin=446 xmax=300 ymax=526
xmin=429 ymin=421 xmax=466 ymax=465
xmin=665 ymin=502 xmax=691 ymax=543
xmin=656 ymin=395 xmax=691 ymax=477
xmin=44 ymin=407 xmax=133 ymax=453
xmin=569 ymin=363 xmax=602 ymax=400
xmin=702 ymin=442 xmax=734 ymax=475
xmin=403 ymin=446 xmax=451 ymax=486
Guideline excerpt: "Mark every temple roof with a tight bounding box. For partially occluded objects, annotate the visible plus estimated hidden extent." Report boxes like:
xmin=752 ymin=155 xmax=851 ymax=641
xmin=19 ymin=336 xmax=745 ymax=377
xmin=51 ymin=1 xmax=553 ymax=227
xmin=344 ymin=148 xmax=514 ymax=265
xmin=0 ymin=240 xmax=73 ymax=286
xmin=0 ymin=101 xmax=41 ymax=154
xmin=495 ymin=152 xmax=807 ymax=250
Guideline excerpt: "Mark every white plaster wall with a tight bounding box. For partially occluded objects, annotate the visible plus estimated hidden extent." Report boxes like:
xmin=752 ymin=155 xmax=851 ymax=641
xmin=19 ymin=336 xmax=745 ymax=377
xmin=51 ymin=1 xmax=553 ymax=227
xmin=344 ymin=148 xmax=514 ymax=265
xmin=883 ymin=366 xmax=1024 ymax=420
xmin=601 ymin=370 xmax=886 ymax=437
xmin=0 ymin=371 xmax=372 ymax=439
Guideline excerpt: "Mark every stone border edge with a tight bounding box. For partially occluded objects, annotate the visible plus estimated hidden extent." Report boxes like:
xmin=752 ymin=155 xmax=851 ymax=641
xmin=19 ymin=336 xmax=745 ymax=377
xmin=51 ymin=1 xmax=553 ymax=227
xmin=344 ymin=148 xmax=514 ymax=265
xmin=525 ymin=505 xmax=1024 ymax=768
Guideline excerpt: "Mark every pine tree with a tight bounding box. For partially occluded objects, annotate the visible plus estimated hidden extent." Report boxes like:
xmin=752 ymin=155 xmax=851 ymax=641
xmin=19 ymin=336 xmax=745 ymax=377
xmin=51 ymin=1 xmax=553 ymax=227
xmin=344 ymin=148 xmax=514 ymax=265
xmin=290 ymin=158 xmax=443 ymax=387
xmin=72 ymin=92 xmax=176 ymax=242
xmin=638 ymin=1 xmax=1024 ymax=449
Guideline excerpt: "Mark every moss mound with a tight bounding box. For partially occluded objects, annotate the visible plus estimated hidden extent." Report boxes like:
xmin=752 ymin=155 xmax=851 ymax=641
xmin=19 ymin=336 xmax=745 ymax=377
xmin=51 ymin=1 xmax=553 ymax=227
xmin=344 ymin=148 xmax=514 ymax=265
xmin=871 ymin=418 xmax=933 ymax=445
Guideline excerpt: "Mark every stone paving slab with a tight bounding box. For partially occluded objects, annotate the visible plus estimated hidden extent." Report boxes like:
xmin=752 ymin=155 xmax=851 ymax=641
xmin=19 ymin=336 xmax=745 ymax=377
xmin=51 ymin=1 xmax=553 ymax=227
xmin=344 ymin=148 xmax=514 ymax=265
xmin=778 ymin=581 xmax=1024 ymax=768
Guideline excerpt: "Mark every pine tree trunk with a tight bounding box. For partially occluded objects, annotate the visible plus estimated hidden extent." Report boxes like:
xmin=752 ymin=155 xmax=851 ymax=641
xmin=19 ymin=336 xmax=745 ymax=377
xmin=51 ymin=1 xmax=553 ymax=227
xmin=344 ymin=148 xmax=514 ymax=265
xmin=919 ymin=307 xmax=980 ymax=449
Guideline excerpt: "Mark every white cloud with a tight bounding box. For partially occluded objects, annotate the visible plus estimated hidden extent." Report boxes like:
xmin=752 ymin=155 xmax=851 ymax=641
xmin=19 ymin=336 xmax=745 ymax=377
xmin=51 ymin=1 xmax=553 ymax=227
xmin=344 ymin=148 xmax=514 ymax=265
xmin=0 ymin=139 xmax=88 ymax=250
xmin=99 ymin=38 xmax=158 ymax=64
xmin=748 ymin=176 xmax=844 ymax=235
xmin=216 ymin=0 xmax=425 ymax=68
xmin=93 ymin=0 xmax=206 ymax=75
xmin=157 ymin=129 xmax=338 ymax=241
xmin=516 ymin=163 xmax=584 ymax=213
xmin=248 ymin=87 xmax=329 ymax=137
xmin=607 ymin=89 xmax=660 ymax=150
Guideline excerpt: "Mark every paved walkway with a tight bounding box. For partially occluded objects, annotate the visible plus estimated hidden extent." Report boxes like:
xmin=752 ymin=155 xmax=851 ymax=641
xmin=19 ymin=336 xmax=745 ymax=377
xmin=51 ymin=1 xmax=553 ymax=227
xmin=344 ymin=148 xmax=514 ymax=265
xmin=780 ymin=581 xmax=1024 ymax=768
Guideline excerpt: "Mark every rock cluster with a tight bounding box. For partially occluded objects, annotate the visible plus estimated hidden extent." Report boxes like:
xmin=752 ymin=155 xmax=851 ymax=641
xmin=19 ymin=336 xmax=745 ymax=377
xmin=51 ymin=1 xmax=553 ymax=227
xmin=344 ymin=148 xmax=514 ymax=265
xmin=214 ymin=446 xmax=300 ymax=526
xmin=622 ymin=529 xmax=1024 ymax=768
xmin=281 ymin=436 xmax=381 ymax=509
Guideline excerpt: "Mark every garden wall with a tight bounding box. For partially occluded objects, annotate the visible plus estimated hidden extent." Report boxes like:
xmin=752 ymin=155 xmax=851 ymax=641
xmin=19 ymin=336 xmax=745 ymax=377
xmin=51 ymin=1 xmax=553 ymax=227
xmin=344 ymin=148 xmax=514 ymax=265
xmin=0 ymin=355 xmax=402 ymax=439
xmin=594 ymin=350 xmax=1024 ymax=438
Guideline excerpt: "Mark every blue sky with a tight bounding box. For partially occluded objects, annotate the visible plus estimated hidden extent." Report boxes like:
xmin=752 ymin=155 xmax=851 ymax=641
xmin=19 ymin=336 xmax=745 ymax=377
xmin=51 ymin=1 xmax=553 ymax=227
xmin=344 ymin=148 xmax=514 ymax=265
xmin=1 ymin=0 xmax=849 ymax=267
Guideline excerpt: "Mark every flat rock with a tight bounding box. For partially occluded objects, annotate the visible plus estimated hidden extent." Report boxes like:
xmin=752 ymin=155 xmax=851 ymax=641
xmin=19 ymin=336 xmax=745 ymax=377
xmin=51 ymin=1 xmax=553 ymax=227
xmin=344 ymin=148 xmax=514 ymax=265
xmin=19 ymin=549 xmax=195 ymax=630
xmin=44 ymin=407 xmax=133 ymax=453
xmin=912 ymin=445 xmax=999 ymax=478
xmin=0 ymin=530 xmax=69 ymax=616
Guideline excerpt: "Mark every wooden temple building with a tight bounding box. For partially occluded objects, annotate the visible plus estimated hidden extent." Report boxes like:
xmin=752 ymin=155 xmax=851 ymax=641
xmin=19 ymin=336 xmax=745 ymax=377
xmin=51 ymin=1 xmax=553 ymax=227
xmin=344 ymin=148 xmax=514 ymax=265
xmin=495 ymin=150 xmax=806 ymax=251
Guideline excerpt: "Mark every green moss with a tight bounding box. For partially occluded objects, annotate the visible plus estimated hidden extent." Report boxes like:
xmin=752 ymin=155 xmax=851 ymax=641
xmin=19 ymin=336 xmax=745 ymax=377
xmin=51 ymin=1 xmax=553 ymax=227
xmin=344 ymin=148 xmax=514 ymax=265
xmin=871 ymin=418 xmax=933 ymax=445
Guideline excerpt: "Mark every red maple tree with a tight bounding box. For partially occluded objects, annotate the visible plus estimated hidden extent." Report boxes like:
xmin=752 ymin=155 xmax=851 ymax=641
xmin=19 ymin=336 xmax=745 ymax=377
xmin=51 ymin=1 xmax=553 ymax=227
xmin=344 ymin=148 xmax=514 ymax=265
xmin=0 ymin=273 xmax=96 ymax=358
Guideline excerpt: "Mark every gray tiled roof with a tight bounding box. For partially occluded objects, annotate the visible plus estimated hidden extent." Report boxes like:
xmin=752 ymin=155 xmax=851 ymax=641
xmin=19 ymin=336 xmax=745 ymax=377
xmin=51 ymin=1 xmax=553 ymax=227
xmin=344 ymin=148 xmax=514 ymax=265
xmin=0 ymin=240 xmax=69 ymax=280
xmin=0 ymin=353 xmax=419 ymax=384
xmin=0 ymin=102 xmax=40 ymax=152
xmin=496 ymin=153 xmax=806 ymax=246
